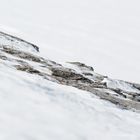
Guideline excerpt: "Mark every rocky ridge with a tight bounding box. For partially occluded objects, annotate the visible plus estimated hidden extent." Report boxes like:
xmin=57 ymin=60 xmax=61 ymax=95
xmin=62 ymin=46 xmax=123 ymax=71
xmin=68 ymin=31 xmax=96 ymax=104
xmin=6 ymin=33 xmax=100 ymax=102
xmin=1 ymin=31 xmax=140 ymax=111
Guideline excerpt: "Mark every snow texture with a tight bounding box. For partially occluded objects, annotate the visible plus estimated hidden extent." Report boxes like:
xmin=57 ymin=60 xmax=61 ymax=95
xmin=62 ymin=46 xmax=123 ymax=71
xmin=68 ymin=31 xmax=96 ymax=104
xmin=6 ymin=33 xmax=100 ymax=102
xmin=0 ymin=0 xmax=140 ymax=140
xmin=1 ymin=62 xmax=140 ymax=140
xmin=0 ymin=31 xmax=139 ymax=140
xmin=0 ymin=0 xmax=140 ymax=83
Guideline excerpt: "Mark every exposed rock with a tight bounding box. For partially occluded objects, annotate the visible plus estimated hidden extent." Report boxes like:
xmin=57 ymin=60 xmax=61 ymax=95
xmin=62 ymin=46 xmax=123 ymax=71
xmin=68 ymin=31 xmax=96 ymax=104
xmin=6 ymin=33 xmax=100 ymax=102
xmin=68 ymin=62 xmax=94 ymax=71
xmin=51 ymin=67 xmax=93 ymax=83
xmin=15 ymin=64 xmax=41 ymax=74
xmin=0 ymin=31 xmax=39 ymax=52
xmin=133 ymin=83 xmax=140 ymax=90
xmin=1 ymin=46 xmax=42 ymax=63
xmin=1 ymin=31 xmax=140 ymax=111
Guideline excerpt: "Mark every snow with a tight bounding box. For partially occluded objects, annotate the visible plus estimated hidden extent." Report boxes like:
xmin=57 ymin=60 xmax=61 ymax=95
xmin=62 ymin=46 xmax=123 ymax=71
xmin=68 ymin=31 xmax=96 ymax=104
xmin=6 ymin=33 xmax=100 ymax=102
xmin=0 ymin=0 xmax=140 ymax=83
xmin=0 ymin=0 xmax=140 ymax=140
xmin=0 ymin=32 xmax=38 ymax=53
xmin=103 ymin=78 xmax=140 ymax=93
xmin=0 ymin=63 xmax=140 ymax=140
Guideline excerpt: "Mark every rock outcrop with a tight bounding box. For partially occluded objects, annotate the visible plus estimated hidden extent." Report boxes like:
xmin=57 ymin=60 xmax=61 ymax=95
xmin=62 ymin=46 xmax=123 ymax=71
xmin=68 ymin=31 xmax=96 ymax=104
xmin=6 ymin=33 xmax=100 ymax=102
xmin=1 ymin=31 xmax=140 ymax=111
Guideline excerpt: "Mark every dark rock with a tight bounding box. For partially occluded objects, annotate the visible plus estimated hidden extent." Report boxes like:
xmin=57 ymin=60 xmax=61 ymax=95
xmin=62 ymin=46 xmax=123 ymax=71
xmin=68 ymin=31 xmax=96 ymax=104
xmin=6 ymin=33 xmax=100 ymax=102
xmin=2 ymin=46 xmax=42 ymax=63
xmin=15 ymin=64 xmax=41 ymax=74
xmin=0 ymin=31 xmax=39 ymax=52
xmin=1 ymin=31 xmax=140 ymax=111
xmin=133 ymin=83 xmax=140 ymax=90
xmin=68 ymin=62 xmax=94 ymax=71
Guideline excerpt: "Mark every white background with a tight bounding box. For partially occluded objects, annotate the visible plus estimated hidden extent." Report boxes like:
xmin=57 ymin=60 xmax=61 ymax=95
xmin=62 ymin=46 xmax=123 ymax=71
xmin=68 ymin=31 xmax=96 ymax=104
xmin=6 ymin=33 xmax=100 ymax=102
xmin=0 ymin=0 xmax=140 ymax=82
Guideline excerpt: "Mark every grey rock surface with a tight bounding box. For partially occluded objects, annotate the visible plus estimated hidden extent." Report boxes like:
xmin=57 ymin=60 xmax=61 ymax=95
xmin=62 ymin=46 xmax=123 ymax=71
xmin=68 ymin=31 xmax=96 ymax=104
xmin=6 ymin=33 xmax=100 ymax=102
xmin=1 ymin=31 xmax=140 ymax=111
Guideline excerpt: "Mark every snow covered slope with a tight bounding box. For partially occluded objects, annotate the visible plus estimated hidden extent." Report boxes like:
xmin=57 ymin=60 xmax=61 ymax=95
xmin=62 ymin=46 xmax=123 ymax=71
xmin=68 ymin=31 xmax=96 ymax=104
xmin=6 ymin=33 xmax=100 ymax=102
xmin=1 ymin=32 xmax=140 ymax=140
xmin=0 ymin=0 xmax=140 ymax=83
xmin=1 ymin=64 xmax=140 ymax=140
